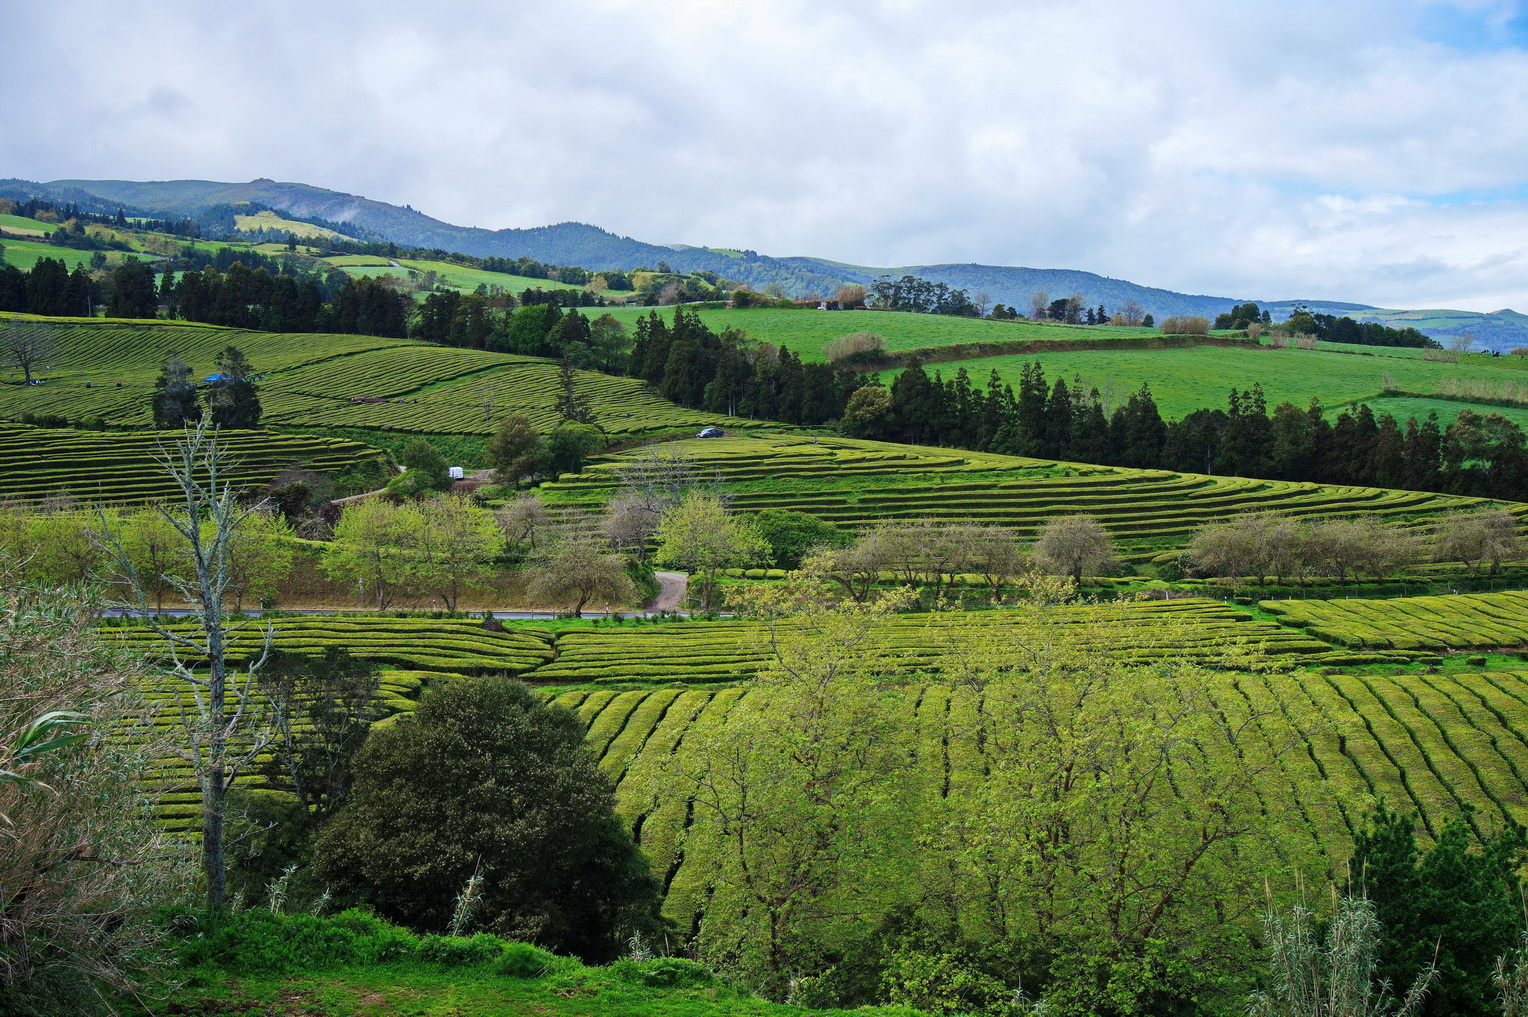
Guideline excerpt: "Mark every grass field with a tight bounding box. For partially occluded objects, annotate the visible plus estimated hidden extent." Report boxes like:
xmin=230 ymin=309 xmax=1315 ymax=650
xmin=0 ymin=423 xmax=387 ymax=504
xmin=0 ymin=213 xmax=53 ymax=237
xmin=543 ymin=435 xmax=1506 ymax=553
xmin=597 ymin=306 xmax=1161 ymax=360
xmin=908 ymin=344 xmax=1528 ymax=419
xmin=0 ymin=236 xmax=126 ymax=272
xmin=1349 ymin=395 xmax=1528 ymax=430
xmin=235 ymin=209 xmax=348 ymax=240
xmin=332 ymin=258 xmax=634 ymax=299
xmin=0 ymin=314 xmax=736 ymax=439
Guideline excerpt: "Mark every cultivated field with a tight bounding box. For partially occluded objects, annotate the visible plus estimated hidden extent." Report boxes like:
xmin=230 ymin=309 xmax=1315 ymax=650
xmin=0 ymin=314 xmax=737 ymax=438
xmin=544 ymin=435 xmax=1507 ymax=554
xmin=0 ymin=423 xmax=387 ymax=504
xmin=1262 ymin=590 xmax=1528 ymax=651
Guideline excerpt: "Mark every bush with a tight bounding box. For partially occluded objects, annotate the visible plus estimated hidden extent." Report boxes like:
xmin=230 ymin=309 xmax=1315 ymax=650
xmin=1158 ymin=315 xmax=1210 ymax=335
xmin=496 ymin=942 xmax=564 ymax=978
xmin=822 ymin=331 xmax=888 ymax=364
xmin=312 ymin=676 xmax=667 ymax=961
xmin=416 ymin=933 xmax=507 ymax=967
xmin=612 ymin=956 xmax=716 ymax=988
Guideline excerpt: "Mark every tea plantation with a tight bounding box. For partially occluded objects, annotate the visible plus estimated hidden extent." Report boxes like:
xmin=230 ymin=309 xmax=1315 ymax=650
xmin=544 ymin=435 xmax=1507 ymax=554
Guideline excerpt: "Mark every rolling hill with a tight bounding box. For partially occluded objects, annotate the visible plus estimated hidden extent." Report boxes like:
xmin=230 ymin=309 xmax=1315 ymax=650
xmin=8 ymin=175 xmax=1528 ymax=351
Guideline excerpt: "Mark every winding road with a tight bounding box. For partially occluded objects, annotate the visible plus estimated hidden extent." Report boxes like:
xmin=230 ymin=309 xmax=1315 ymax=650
xmin=649 ymin=571 xmax=688 ymax=612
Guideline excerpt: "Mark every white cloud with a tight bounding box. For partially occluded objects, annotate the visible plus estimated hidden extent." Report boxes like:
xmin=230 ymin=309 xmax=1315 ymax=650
xmin=5 ymin=0 xmax=1528 ymax=310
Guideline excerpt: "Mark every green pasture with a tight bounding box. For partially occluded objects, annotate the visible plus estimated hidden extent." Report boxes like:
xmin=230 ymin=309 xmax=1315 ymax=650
xmin=1349 ymin=395 xmax=1528 ymax=430
xmin=910 ymin=344 xmax=1528 ymax=419
xmin=235 ymin=209 xmax=348 ymax=240
xmin=596 ymin=306 xmax=1159 ymax=360
xmin=0 ymin=237 xmax=117 ymax=272
xmin=0 ymin=213 xmax=52 ymax=236
xmin=332 ymin=258 xmax=633 ymax=298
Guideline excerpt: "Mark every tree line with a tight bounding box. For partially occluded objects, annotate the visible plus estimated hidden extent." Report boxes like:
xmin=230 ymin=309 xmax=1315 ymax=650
xmin=841 ymin=360 xmax=1528 ymax=501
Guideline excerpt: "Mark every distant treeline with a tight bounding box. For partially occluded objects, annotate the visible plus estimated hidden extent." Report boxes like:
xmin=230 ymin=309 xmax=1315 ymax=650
xmin=841 ymin=361 xmax=1527 ymax=501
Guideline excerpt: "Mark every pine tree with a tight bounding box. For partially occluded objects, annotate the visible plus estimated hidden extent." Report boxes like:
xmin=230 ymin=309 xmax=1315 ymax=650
xmin=152 ymin=350 xmax=201 ymax=427
xmin=555 ymin=357 xmax=596 ymax=425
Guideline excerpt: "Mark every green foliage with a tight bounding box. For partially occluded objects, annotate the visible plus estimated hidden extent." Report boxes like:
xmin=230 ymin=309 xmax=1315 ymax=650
xmin=400 ymin=437 xmax=451 ymax=490
xmin=752 ymin=508 xmax=851 ymax=568
xmin=312 ymin=675 xmax=666 ymax=961
xmin=496 ymin=942 xmax=565 ymax=978
xmin=1352 ymin=804 xmax=1528 ymax=1017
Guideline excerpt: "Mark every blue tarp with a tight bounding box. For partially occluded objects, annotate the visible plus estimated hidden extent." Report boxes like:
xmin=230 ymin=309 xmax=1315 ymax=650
xmin=203 ymin=374 xmax=229 ymax=383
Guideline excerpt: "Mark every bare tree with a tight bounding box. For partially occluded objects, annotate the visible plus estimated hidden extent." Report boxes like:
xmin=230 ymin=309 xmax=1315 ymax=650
xmin=495 ymin=491 xmax=550 ymax=556
xmin=1065 ymin=291 xmax=1086 ymax=323
xmin=1110 ymin=299 xmax=1146 ymax=327
xmin=3 ymin=319 xmax=57 ymax=385
xmin=958 ymin=524 xmax=1028 ymax=600
xmin=835 ymin=283 xmax=867 ymax=309
xmin=526 ymin=529 xmax=636 ymax=617
xmin=602 ymin=490 xmax=663 ymax=562
xmin=477 ymin=383 xmax=496 ymax=423
xmin=1448 ymin=331 xmax=1475 ymax=354
xmin=1028 ymin=289 xmax=1050 ymax=320
xmin=1434 ymin=508 xmax=1520 ymax=577
xmin=1033 ymin=515 xmax=1117 ymax=583
xmin=95 ymin=416 xmax=274 ymax=910
xmin=974 ymin=290 xmax=992 ymax=317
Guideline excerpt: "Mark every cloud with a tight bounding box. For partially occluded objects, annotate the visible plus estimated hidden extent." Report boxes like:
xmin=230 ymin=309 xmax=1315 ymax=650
xmin=5 ymin=0 xmax=1528 ymax=310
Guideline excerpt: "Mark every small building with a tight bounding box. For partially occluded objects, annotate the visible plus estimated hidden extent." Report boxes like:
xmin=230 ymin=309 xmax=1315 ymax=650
xmin=448 ymin=466 xmax=465 ymax=480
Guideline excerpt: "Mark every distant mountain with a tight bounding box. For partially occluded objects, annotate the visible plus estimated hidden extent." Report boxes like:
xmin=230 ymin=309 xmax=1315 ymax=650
xmin=7 ymin=175 xmax=1527 ymax=351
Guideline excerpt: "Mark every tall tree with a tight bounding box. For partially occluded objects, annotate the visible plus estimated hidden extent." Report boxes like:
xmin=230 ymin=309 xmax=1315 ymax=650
xmin=208 ymin=346 xmax=261 ymax=429
xmin=152 ymin=350 xmax=201 ymax=428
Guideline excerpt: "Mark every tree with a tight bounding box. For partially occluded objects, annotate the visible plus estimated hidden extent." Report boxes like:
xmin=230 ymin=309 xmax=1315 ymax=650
xmin=312 ymin=676 xmax=665 ymax=960
xmin=526 ymin=529 xmax=637 ymax=617
xmin=555 ymin=357 xmax=597 ymax=424
xmin=601 ymin=490 xmax=662 ymax=562
xmin=319 ymin=498 xmax=421 ymax=609
xmin=1351 ymin=804 xmax=1527 ymax=1017
xmin=3 ymin=318 xmax=56 ymax=385
xmin=398 ymin=437 xmax=451 ymax=492
xmin=412 ymin=494 xmax=497 ymax=610
xmin=496 ymin=491 xmax=550 ymax=558
xmin=256 ymin=647 xmax=384 ymax=826
xmin=544 ymin=423 xmax=606 ymax=477
xmin=486 ymin=412 xmax=543 ymax=488
xmin=105 ymin=259 xmax=158 ymax=319
xmin=839 ymin=384 xmax=895 ymax=440
xmin=1248 ymin=891 xmax=1434 ymax=1017
xmin=95 ymin=416 xmax=275 ymax=910
xmin=654 ymin=492 xmax=769 ymax=608
xmin=0 ymin=583 xmax=177 ymax=1013
xmin=1028 ymin=289 xmax=1050 ymax=320
xmin=1033 ymin=514 xmax=1116 ymax=582
xmin=208 ymin=346 xmax=261 ymax=428
xmin=1433 ymin=509 xmax=1520 ymax=577
xmin=752 ymin=508 xmax=852 ymax=569
xmin=152 ymin=350 xmax=201 ymax=428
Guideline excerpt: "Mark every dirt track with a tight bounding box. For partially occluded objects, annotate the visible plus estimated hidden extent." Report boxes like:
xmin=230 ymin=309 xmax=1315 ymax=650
xmin=649 ymin=571 xmax=687 ymax=611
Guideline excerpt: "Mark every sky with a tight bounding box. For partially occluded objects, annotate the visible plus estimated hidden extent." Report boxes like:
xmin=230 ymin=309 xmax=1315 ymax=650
xmin=7 ymin=0 xmax=1528 ymax=311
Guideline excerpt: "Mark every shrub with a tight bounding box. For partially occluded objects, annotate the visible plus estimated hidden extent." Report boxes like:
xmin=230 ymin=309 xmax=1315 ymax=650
xmin=312 ymin=676 xmax=666 ymax=962
xmin=416 ymin=933 xmax=506 ymax=967
xmin=822 ymin=331 xmax=888 ymax=364
xmin=1158 ymin=315 xmax=1210 ymax=335
xmin=496 ymin=942 xmax=564 ymax=978
xmin=612 ymin=956 xmax=716 ymax=988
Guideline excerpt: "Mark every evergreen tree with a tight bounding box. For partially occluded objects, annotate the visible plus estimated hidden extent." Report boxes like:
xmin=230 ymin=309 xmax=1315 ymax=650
xmin=152 ymin=350 xmax=201 ymax=428
xmin=208 ymin=346 xmax=261 ymax=429
xmin=555 ymin=357 xmax=597 ymax=425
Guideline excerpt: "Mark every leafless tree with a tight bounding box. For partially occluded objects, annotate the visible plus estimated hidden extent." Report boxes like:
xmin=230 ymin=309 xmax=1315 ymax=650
xmin=974 ymin=291 xmax=992 ymax=317
xmin=495 ymin=491 xmax=550 ymax=556
xmin=602 ymin=490 xmax=663 ymax=562
xmin=836 ymin=283 xmax=867 ymax=309
xmin=1028 ymin=289 xmax=1050 ymax=320
xmin=527 ymin=528 xmax=636 ymax=617
xmin=1109 ymin=299 xmax=1146 ymax=327
xmin=1033 ymin=515 xmax=1117 ymax=583
xmin=94 ymin=415 xmax=274 ymax=909
xmin=1434 ymin=508 xmax=1520 ymax=577
xmin=3 ymin=319 xmax=57 ymax=384
xmin=477 ymin=384 xmax=496 ymax=423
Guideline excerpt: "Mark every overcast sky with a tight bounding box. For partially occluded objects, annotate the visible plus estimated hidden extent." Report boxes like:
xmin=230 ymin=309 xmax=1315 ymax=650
xmin=7 ymin=0 xmax=1528 ymax=310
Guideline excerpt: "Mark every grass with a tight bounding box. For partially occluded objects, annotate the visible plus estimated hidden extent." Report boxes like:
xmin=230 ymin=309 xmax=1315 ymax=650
xmin=0 ymin=236 xmax=128 ymax=272
xmin=0 ymin=213 xmax=53 ymax=236
xmin=1351 ymin=395 xmax=1528 ymax=430
xmin=333 ymin=258 xmax=634 ymax=299
xmin=596 ymin=306 xmax=1160 ymax=360
xmin=235 ymin=209 xmax=349 ymax=240
xmin=907 ymin=344 xmax=1528 ymax=419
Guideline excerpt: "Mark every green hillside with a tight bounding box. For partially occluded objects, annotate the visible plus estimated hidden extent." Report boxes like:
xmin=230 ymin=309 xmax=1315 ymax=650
xmin=599 ymin=305 xmax=1160 ymax=360
xmin=542 ymin=435 xmax=1507 ymax=554
xmin=0 ymin=314 xmax=741 ymax=440
xmin=908 ymin=343 xmax=1528 ymax=419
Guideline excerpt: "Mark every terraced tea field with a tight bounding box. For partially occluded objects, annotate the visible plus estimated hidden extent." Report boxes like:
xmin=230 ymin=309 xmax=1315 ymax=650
xmin=1262 ymin=590 xmax=1528 ymax=651
xmin=546 ymin=435 xmax=1512 ymax=553
xmin=0 ymin=314 xmax=735 ymax=437
xmin=0 ymin=423 xmax=387 ymax=504
xmin=557 ymin=665 xmax=1528 ymax=930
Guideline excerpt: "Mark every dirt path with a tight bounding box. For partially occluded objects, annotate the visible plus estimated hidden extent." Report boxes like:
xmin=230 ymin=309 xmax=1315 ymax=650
xmin=649 ymin=571 xmax=687 ymax=611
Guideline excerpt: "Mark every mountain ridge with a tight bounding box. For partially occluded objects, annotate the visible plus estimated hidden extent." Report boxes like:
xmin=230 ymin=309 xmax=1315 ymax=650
xmin=5 ymin=175 xmax=1523 ymax=350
